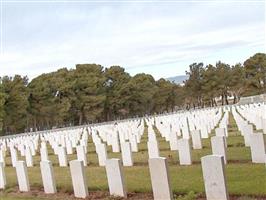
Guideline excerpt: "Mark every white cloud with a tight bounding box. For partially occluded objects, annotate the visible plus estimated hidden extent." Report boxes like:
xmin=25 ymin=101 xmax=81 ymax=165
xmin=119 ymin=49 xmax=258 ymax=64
xmin=0 ymin=2 xmax=265 ymax=80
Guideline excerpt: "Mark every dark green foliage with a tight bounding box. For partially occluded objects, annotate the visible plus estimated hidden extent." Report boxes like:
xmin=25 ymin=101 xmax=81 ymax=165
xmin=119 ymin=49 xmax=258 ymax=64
xmin=1 ymin=75 xmax=29 ymax=134
xmin=0 ymin=53 xmax=265 ymax=135
xmin=0 ymin=65 xmax=184 ymax=134
xmin=104 ymin=66 xmax=131 ymax=120
xmin=184 ymin=53 xmax=266 ymax=108
xmin=0 ymin=80 xmax=6 ymax=135
xmin=244 ymin=53 xmax=266 ymax=95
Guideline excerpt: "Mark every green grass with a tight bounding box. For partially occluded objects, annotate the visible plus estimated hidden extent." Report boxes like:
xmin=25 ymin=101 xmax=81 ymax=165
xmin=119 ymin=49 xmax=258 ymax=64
xmin=0 ymin=196 xmax=47 ymax=200
xmin=1 ymin=112 xmax=266 ymax=199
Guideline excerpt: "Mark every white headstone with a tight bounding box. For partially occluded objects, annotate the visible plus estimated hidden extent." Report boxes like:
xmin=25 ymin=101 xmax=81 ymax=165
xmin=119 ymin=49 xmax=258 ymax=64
xmin=0 ymin=162 xmax=6 ymax=189
xmin=169 ymin=131 xmax=178 ymax=151
xmin=211 ymin=136 xmax=227 ymax=164
xmin=262 ymin=118 xmax=266 ymax=134
xmin=15 ymin=161 xmax=30 ymax=192
xmin=76 ymin=145 xmax=87 ymax=166
xmin=191 ymin=130 xmax=202 ymax=149
xmin=96 ymin=143 xmax=108 ymax=166
xmin=40 ymin=147 xmax=49 ymax=161
xmin=40 ymin=160 xmax=57 ymax=194
xmin=147 ymin=140 xmax=160 ymax=158
xmin=10 ymin=147 xmax=18 ymax=167
xmin=130 ymin=137 xmax=138 ymax=152
xmin=215 ymin=128 xmax=227 ymax=137
xmin=57 ymin=147 xmax=68 ymax=167
xmin=121 ymin=142 xmax=133 ymax=166
xmin=111 ymin=134 xmax=120 ymax=153
xmin=178 ymin=139 xmax=192 ymax=165
xmin=148 ymin=157 xmax=173 ymax=200
xmin=69 ymin=160 xmax=88 ymax=198
xmin=25 ymin=147 xmax=33 ymax=167
xmin=250 ymin=133 xmax=266 ymax=163
xmin=0 ymin=149 xmax=5 ymax=167
xmin=201 ymin=155 xmax=229 ymax=200
xmin=242 ymin=124 xmax=253 ymax=146
xmin=66 ymin=141 xmax=73 ymax=154
xmin=105 ymin=159 xmax=127 ymax=197
xmin=215 ymin=128 xmax=227 ymax=146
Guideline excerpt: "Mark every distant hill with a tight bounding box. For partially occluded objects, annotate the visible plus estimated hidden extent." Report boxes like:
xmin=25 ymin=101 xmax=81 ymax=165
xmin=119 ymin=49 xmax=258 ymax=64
xmin=166 ymin=75 xmax=188 ymax=85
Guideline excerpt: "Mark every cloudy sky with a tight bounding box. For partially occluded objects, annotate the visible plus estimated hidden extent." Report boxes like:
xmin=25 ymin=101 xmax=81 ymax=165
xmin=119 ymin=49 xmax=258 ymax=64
xmin=0 ymin=0 xmax=265 ymax=80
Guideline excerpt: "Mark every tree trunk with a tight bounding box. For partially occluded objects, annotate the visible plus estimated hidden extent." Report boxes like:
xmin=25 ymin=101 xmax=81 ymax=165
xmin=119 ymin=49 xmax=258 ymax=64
xmin=214 ymin=98 xmax=217 ymax=106
xmin=34 ymin=117 xmax=37 ymax=132
xmin=233 ymin=93 xmax=237 ymax=104
xmin=46 ymin=119 xmax=50 ymax=130
xmin=79 ymin=112 xmax=83 ymax=125
xmin=225 ymin=93 xmax=229 ymax=105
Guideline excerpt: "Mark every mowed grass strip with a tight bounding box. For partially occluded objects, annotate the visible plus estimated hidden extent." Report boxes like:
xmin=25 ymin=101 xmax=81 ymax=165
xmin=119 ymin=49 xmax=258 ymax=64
xmin=4 ymin=163 xmax=266 ymax=196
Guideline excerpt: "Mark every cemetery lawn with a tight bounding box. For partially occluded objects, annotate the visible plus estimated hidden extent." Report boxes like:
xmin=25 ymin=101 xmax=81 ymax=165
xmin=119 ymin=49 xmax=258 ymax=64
xmin=2 ymin=113 xmax=266 ymax=199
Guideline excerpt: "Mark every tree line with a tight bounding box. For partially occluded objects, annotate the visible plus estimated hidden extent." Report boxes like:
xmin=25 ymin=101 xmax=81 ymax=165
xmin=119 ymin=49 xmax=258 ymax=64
xmin=0 ymin=53 xmax=265 ymax=135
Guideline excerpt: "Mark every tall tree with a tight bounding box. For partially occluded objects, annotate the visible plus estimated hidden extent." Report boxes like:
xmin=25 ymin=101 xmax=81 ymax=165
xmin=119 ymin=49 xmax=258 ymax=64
xmin=244 ymin=53 xmax=266 ymax=95
xmin=2 ymin=75 xmax=28 ymax=134
xmin=104 ymin=66 xmax=131 ymax=120
xmin=0 ymin=78 xmax=6 ymax=135
xmin=201 ymin=64 xmax=219 ymax=107
xmin=153 ymin=78 xmax=176 ymax=113
xmin=172 ymin=84 xmax=186 ymax=109
xmin=72 ymin=64 xmax=106 ymax=124
xmin=0 ymin=52 xmax=265 ymax=135
xmin=215 ymin=61 xmax=231 ymax=105
xmin=50 ymin=68 xmax=73 ymax=127
xmin=28 ymin=73 xmax=57 ymax=131
xmin=120 ymin=73 xmax=157 ymax=117
xmin=229 ymin=63 xmax=246 ymax=103
xmin=184 ymin=63 xmax=204 ymax=108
